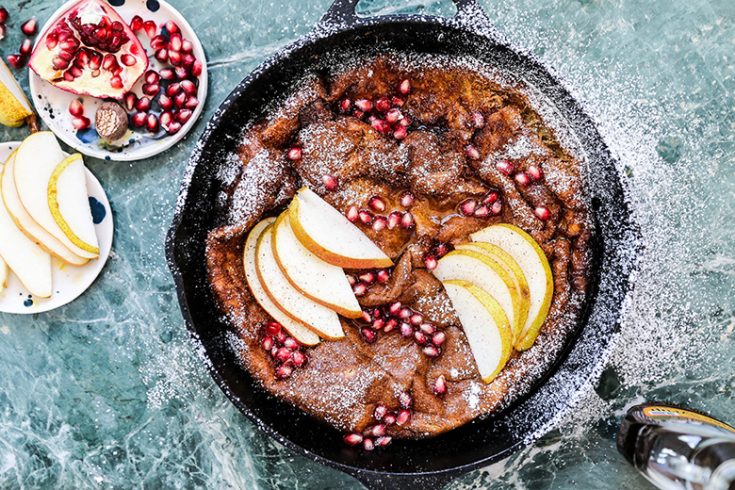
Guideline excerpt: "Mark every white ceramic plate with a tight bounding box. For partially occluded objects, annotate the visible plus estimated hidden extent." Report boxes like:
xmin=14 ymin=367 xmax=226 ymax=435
xmin=0 ymin=141 xmax=113 ymax=314
xmin=28 ymin=0 xmax=208 ymax=162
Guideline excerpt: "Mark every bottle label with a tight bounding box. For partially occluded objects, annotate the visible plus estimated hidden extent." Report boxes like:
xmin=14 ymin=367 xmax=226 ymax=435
xmin=642 ymin=405 xmax=735 ymax=433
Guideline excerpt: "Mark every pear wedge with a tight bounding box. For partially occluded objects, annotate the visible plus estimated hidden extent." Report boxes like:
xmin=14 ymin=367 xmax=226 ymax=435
xmin=1 ymin=151 xmax=88 ymax=265
xmin=288 ymin=187 xmax=392 ymax=269
xmin=0 ymin=162 xmax=52 ymax=297
xmin=13 ymin=132 xmax=97 ymax=259
xmin=442 ymin=280 xmax=513 ymax=383
xmin=243 ymin=218 xmax=320 ymax=346
xmin=272 ymin=211 xmax=362 ymax=318
xmin=0 ymin=58 xmax=33 ymax=127
xmin=470 ymin=224 xmax=553 ymax=350
xmin=256 ymin=224 xmax=344 ymax=340
xmin=48 ymin=154 xmax=100 ymax=256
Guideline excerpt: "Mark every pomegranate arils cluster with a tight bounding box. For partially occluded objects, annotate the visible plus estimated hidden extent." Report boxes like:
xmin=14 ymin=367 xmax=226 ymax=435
xmin=457 ymin=190 xmax=503 ymax=219
xmin=68 ymin=98 xmax=90 ymax=129
xmin=2 ymin=8 xmax=38 ymax=69
xmin=340 ymin=78 xmax=413 ymax=141
xmin=260 ymin=321 xmax=309 ymax=380
xmin=343 ymin=391 xmax=415 ymax=450
xmin=347 ymin=267 xmax=391 ymax=298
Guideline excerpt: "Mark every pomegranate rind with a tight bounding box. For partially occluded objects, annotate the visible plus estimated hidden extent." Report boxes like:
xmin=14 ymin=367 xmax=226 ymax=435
xmin=29 ymin=0 xmax=148 ymax=100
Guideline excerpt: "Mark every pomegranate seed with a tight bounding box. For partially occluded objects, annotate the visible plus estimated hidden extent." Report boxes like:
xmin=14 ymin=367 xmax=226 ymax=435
xmin=391 ymin=96 xmax=404 ymax=107
xmin=169 ymin=50 xmax=182 ymax=66
xmin=362 ymin=438 xmax=375 ymax=451
xmin=383 ymin=319 xmax=397 ymax=333
xmin=369 ymin=424 xmax=386 ymax=437
xmin=385 ymin=108 xmax=402 ymax=123
xmin=275 ymin=347 xmax=292 ymax=362
xmin=491 ymin=201 xmax=503 ymax=215
xmin=353 ymin=282 xmax=368 ymax=297
xmin=393 ymin=125 xmax=408 ymax=140
xmin=474 ymin=205 xmax=490 ymax=218
xmin=165 ymin=20 xmax=180 ymax=34
xmin=481 ymin=191 xmax=499 ymax=205
xmin=21 ymin=18 xmax=37 ymax=36
xmin=275 ymin=363 xmax=293 ymax=379
xmin=396 ymin=409 xmax=411 ymax=426
xmin=359 ymin=272 xmax=375 ymax=284
xmin=534 ymin=206 xmax=551 ymax=221
xmin=129 ymin=15 xmax=143 ymax=32
xmin=144 ymin=20 xmax=158 ymax=38
xmin=424 ymin=255 xmax=438 ymax=271
xmin=459 ymin=199 xmax=477 ymax=216
xmin=372 ymin=318 xmax=385 ymax=330
xmin=347 ymin=276 xmax=358 ymax=289
xmin=287 ymin=147 xmax=302 ymax=161
xmin=432 ymin=331 xmax=446 ymax=346
xmin=355 ymin=99 xmax=372 ymax=111
xmin=157 ymin=94 xmax=172 ymax=111
xmin=375 ymin=436 xmax=392 ymax=447
xmin=6 ymin=54 xmax=23 ymax=69
xmin=388 ymin=302 xmax=402 ymax=316
xmin=375 ymin=96 xmax=391 ymax=112
xmin=434 ymin=243 xmax=450 ymax=257
xmin=265 ymin=322 xmax=281 ymax=336
xmin=291 ymin=350 xmax=307 ymax=367
xmin=400 ymin=192 xmax=414 ymax=208
xmin=191 ymin=59 xmax=203 ymax=77
xmin=166 ymin=83 xmax=180 ymax=96
xmin=399 ymin=307 xmax=412 ymax=320
xmin=419 ymin=323 xmax=435 ymax=335
xmin=372 ymin=216 xmax=388 ymax=231
xmin=275 ymin=329 xmax=287 ymax=344
xmin=433 ymin=375 xmax=447 ymax=396
xmin=68 ymin=99 xmax=84 ymax=117
xmin=465 ymin=144 xmax=480 ymax=160
xmin=169 ymin=33 xmax=183 ymax=52
xmin=400 ymin=212 xmax=414 ymax=229
xmin=399 ymin=392 xmax=412 ymax=408
xmin=135 ymin=96 xmax=151 ymax=112
xmin=131 ymin=112 xmax=147 ymax=127
xmin=400 ymin=322 xmax=413 ymax=338
xmin=119 ymin=54 xmax=136 ymax=66
xmin=496 ymin=160 xmax=514 ymax=175
xmin=180 ymin=80 xmax=197 ymax=96
xmin=377 ymin=270 xmax=390 ymax=284
xmin=270 ymin=346 xmax=278 ymax=358
xmin=345 ymin=205 xmax=359 ymax=222
xmin=322 ymin=174 xmax=338 ymax=191
xmin=123 ymin=93 xmax=137 ymax=111
xmin=143 ymin=83 xmax=160 ymax=96
xmin=472 ymin=111 xmax=485 ymax=128
xmin=371 ymin=118 xmax=391 ymax=134
xmin=174 ymin=65 xmax=188 ymax=80
xmin=19 ymin=39 xmax=32 ymax=57
xmin=387 ymin=211 xmax=402 ymax=229
xmin=410 ymin=313 xmax=424 ymax=326
xmin=0 ymin=8 xmax=8 ymax=24
xmin=399 ymin=115 xmax=412 ymax=127
xmin=146 ymin=113 xmax=159 ymax=132
xmin=398 ymin=79 xmax=411 ymax=95
xmin=414 ymin=331 xmax=427 ymax=345
xmin=72 ymin=116 xmax=91 ymax=130
xmin=283 ymin=337 xmax=299 ymax=350
xmin=374 ymin=404 xmax=387 ymax=421
xmin=261 ymin=336 xmax=274 ymax=351
xmin=340 ymin=98 xmax=352 ymax=112
xmin=361 ymin=310 xmax=371 ymax=322
xmin=343 ymin=433 xmax=363 ymax=446
xmin=527 ymin=164 xmax=543 ymax=181
xmin=144 ymin=70 xmax=159 ymax=85
xmin=368 ymin=196 xmax=386 ymax=212
xmin=0 ymin=25 xmax=5 ymax=41
xmin=159 ymin=68 xmax=175 ymax=80
xmin=358 ymin=209 xmax=373 ymax=225
xmin=515 ymin=172 xmax=531 ymax=187
xmin=154 ymin=48 xmax=168 ymax=62
xmin=423 ymin=345 xmax=441 ymax=358
xmin=353 ymin=109 xmax=364 ymax=119
xmin=176 ymin=109 xmax=193 ymax=124
xmin=182 ymin=39 xmax=193 ymax=53
xmin=361 ymin=328 xmax=376 ymax=343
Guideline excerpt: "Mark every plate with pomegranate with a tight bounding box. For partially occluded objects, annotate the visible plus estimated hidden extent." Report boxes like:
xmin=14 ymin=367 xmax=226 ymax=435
xmin=27 ymin=0 xmax=208 ymax=162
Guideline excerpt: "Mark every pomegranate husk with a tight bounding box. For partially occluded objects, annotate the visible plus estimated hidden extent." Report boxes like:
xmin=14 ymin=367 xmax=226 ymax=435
xmin=29 ymin=0 xmax=148 ymax=100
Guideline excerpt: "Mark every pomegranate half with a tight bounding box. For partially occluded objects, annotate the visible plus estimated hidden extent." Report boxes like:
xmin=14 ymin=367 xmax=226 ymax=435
xmin=29 ymin=0 xmax=148 ymax=99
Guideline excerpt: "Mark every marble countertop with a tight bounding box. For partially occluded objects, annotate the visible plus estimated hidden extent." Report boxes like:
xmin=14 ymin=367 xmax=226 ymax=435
xmin=1 ymin=0 xmax=733 ymax=488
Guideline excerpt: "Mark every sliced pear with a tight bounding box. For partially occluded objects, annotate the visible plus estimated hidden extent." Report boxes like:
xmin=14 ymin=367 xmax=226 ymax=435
xmin=288 ymin=187 xmax=392 ymax=269
xmin=48 ymin=154 xmax=100 ymax=256
xmin=243 ymin=218 xmax=320 ymax=346
xmin=455 ymin=242 xmax=530 ymax=333
xmin=442 ymin=280 xmax=513 ymax=383
xmin=0 ymin=58 xmax=33 ymax=127
xmin=0 ymin=255 xmax=7 ymax=292
xmin=0 ymin=162 xmax=52 ymax=297
xmin=2 ymin=152 xmax=88 ymax=266
xmin=272 ymin=212 xmax=362 ymax=318
xmin=14 ymin=132 xmax=98 ymax=259
xmin=470 ymin=224 xmax=553 ymax=350
xmin=256 ymin=224 xmax=344 ymax=340
xmin=433 ymin=249 xmax=523 ymax=343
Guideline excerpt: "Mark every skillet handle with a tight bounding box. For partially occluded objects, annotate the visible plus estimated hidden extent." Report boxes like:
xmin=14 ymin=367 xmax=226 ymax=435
xmin=319 ymin=0 xmax=493 ymax=30
xmin=349 ymin=470 xmax=459 ymax=490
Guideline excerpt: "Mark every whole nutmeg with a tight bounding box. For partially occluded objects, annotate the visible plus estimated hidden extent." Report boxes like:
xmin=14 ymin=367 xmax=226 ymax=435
xmin=95 ymin=102 xmax=128 ymax=141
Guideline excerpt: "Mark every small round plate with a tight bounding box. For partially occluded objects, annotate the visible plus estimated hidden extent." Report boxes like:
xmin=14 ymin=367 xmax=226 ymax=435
xmin=0 ymin=142 xmax=113 ymax=314
xmin=28 ymin=0 xmax=208 ymax=162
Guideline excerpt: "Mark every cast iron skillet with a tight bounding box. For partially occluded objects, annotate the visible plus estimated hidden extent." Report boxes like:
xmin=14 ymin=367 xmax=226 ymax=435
xmin=166 ymin=0 xmax=639 ymax=488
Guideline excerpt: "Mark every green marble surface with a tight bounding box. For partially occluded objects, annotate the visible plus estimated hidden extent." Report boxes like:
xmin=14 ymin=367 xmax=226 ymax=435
xmin=1 ymin=0 xmax=734 ymax=488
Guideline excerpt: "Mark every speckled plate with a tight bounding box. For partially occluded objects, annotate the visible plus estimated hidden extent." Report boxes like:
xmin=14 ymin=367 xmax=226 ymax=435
xmin=0 ymin=142 xmax=113 ymax=314
xmin=28 ymin=0 xmax=208 ymax=162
